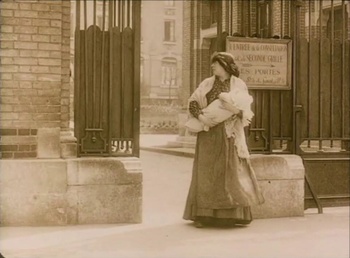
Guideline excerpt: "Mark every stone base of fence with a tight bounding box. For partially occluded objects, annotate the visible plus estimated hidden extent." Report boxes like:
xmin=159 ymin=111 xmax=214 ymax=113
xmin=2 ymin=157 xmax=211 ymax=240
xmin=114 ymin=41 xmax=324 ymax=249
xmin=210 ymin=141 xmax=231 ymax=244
xmin=250 ymin=155 xmax=305 ymax=218
xmin=0 ymin=158 xmax=142 ymax=226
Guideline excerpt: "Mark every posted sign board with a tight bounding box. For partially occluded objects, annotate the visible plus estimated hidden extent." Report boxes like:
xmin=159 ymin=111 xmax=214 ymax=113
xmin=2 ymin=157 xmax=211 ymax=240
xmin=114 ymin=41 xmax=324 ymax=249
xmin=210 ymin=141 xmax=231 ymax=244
xmin=226 ymin=37 xmax=292 ymax=90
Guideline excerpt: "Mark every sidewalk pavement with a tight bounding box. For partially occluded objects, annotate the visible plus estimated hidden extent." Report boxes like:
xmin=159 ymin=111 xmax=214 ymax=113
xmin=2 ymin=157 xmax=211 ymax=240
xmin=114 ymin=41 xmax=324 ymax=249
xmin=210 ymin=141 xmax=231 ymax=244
xmin=140 ymin=134 xmax=195 ymax=157
xmin=140 ymin=134 xmax=179 ymax=148
xmin=0 ymin=142 xmax=349 ymax=258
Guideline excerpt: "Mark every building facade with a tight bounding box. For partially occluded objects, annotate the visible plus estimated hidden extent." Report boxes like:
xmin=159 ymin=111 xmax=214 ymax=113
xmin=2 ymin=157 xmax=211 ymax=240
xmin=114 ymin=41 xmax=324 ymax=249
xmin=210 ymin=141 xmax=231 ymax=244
xmin=140 ymin=0 xmax=183 ymax=102
xmin=139 ymin=0 xmax=183 ymax=133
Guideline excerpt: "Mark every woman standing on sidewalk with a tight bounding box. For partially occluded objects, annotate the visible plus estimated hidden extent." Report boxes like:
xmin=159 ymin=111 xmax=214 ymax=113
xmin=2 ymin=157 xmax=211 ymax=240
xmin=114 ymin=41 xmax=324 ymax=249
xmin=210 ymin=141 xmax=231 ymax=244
xmin=183 ymin=52 xmax=264 ymax=228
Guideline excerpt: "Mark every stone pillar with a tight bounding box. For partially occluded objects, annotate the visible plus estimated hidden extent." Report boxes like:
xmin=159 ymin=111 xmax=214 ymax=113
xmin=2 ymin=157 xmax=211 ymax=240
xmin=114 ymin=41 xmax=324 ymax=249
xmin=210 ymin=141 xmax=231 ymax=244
xmin=0 ymin=0 xmax=142 ymax=226
xmin=1 ymin=0 xmax=72 ymax=159
xmin=60 ymin=0 xmax=71 ymax=131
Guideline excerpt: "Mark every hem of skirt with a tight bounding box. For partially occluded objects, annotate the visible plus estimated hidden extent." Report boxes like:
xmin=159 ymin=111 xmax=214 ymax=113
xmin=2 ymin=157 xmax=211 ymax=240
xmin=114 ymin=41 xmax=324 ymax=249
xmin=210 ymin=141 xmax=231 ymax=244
xmin=183 ymin=206 xmax=253 ymax=221
xmin=183 ymin=216 xmax=253 ymax=226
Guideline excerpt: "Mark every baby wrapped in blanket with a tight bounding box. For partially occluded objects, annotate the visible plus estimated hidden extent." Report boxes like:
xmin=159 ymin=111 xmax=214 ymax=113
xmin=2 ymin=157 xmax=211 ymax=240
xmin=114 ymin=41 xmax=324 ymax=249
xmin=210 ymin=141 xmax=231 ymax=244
xmin=185 ymin=90 xmax=253 ymax=133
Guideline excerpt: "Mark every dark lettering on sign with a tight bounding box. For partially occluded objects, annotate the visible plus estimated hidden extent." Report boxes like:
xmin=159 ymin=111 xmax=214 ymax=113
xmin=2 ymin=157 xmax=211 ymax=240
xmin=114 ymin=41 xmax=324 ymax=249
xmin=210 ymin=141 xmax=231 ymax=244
xmin=226 ymin=37 xmax=292 ymax=90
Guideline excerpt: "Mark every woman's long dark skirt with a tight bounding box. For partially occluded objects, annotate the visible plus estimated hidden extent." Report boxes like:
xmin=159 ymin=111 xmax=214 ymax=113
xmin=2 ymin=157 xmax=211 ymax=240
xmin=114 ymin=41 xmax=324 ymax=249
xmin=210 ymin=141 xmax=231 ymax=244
xmin=183 ymin=123 xmax=264 ymax=226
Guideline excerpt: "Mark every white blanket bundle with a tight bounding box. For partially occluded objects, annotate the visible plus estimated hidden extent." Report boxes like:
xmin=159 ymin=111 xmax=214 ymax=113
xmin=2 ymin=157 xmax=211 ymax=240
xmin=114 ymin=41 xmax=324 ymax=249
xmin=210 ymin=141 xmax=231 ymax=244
xmin=185 ymin=76 xmax=254 ymax=158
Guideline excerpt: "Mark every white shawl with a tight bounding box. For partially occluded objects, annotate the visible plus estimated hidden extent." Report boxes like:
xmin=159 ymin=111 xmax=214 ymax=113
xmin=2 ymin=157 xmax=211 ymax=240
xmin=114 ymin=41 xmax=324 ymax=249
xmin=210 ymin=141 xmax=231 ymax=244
xmin=188 ymin=75 xmax=254 ymax=158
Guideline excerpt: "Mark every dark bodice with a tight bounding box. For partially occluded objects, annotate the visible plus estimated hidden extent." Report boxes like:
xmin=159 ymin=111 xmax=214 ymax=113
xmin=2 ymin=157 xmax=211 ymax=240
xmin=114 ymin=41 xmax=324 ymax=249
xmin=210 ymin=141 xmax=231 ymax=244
xmin=189 ymin=77 xmax=230 ymax=118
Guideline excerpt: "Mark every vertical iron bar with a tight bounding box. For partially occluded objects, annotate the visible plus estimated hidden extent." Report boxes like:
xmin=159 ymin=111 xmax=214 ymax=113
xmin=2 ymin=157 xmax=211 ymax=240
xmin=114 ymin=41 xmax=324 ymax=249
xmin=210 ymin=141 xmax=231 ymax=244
xmin=76 ymin=1 xmax=81 ymax=31
xmin=217 ymin=0 xmax=223 ymax=51
xmin=118 ymin=0 xmax=122 ymax=28
xmin=280 ymin=91 xmax=283 ymax=147
xmin=260 ymin=1 xmax=265 ymax=37
xmin=120 ymin=0 xmax=124 ymax=138
xmin=268 ymin=0 xmax=273 ymax=37
xmin=280 ymin=0 xmax=283 ymax=37
xmin=330 ymin=0 xmax=334 ymax=147
xmin=113 ymin=0 xmax=116 ymax=27
xmin=291 ymin=0 xmax=295 ymax=153
xmin=260 ymin=91 xmax=264 ymax=130
xmin=122 ymin=0 xmax=125 ymax=29
xmin=99 ymin=0 xmax=106 ymax=128
xmin=263 ymin=2 xmax=267 ymax=37
xmin=241 ymin=0 xmax=245 ymax=36
xmin=341 ymin=0 xmax=345 ymax=138
xmin=84 ymin=0 xmax=87 ymax=31
xmin=133 ymin=0 xmax=141 ymax=158
xmin=248 ymin=0 xmax=251 ymax=36
xmin=228 ymin=0 xmax=232 ymax=35
xmin=253 ymin=91 xmax=258 ymax=141
xmin=127 ymin=0 xmax=130 ymax=28
xmin=269 ymin=91 xmax=273 ymax=152
xmin=231 ymin=0 xmax=234 ymax=35
xmin=307 ymin=0 xmax=312 ymax=147
xmin=108 ymin=0 xmax=113 ymax=155
xmin=253 ymin=91 xmax=257 ymax=128
xmin=92 ymin=0 xmax=97 ymax=128
xmin=75 ymin=0 xmax=81 ymax=35
xmin=84 ymin=0 xmax=89 ymax=127
xmin=257 ymin=0 xmax=260 ymax=37
xmin=293 ymin=1 xmax=301 ymax=154
xmin=288 ymin=0 xmax=291 ymax=37
xmin=278 ymin=0 xmax=283 ymax=149
xmin=75 ymin=0 xmax=81 ymax=155
xmin=319 ymin=0 xmax=323 ymax=151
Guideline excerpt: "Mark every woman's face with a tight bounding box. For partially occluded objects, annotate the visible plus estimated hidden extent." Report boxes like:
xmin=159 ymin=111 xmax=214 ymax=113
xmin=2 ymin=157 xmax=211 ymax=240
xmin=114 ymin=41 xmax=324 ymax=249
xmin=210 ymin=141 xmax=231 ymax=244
xmin=211 ymin=61 xmax=227 ymax=77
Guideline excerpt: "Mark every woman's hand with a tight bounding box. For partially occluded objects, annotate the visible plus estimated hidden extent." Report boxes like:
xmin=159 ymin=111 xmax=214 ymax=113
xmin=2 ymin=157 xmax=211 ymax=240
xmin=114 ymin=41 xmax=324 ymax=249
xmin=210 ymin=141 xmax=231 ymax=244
xmin=198 ymin=114 xmax=216 ymax=127
xmin=220 ymin=100 xmax=241 ymax=114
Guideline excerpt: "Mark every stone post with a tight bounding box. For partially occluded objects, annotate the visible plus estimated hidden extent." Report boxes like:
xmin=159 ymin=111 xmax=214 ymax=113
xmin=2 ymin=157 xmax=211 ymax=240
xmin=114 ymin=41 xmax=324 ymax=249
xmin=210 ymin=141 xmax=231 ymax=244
xmin=0 ymin=0 xmax=142 ymax=226
xmin=0 ymin=0 xmax=75 ymax=159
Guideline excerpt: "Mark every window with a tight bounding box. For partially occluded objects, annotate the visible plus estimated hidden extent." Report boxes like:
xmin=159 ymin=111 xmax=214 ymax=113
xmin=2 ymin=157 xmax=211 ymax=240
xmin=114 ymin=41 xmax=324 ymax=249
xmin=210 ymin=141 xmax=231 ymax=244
xmin=165 ymin=0 xmax=175 ymax=7
xmin=161 ymin=58 xmax=177 ymax=87
xmin=164 ymin=20 xmax=175 ymax=42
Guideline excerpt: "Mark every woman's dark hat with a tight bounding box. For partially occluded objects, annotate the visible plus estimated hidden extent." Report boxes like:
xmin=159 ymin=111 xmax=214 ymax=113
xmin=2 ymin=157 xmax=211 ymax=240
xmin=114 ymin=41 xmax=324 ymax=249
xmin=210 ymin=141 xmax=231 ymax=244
xmin=211 ymin=52 xmax=240 ymax=77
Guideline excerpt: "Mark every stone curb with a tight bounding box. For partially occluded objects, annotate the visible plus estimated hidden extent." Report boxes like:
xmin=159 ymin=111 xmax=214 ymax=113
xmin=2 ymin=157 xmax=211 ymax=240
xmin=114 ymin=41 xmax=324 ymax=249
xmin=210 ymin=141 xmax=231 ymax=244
xmin=140 ymin=146 xmax=195 ymax=158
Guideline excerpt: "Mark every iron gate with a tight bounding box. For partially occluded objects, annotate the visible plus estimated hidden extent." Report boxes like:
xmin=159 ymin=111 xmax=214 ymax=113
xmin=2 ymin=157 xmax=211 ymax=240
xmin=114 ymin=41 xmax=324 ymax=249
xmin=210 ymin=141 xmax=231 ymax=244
xmin=74 ymin=0 xmax=141 ymax=157
xmin=222 ymin=0 xmax=350 ymax=208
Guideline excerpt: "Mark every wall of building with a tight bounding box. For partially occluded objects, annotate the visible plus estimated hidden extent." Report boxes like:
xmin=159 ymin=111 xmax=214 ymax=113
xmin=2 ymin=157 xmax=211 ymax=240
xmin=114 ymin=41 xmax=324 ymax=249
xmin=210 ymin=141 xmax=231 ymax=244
xmin=139 ymin=0 xmax=183 ymax=134
xmin=0 ymin=0 xmax=71 ymax=159
xmin=141 ymin=0 xmax=183 ymax=102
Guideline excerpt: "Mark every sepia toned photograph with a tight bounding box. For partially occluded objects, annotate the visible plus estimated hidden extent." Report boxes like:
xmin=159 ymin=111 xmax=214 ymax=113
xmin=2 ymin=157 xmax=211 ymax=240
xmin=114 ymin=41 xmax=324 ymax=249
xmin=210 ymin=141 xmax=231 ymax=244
xmin=0 ymin=0 xmax=349 ymax=257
